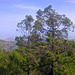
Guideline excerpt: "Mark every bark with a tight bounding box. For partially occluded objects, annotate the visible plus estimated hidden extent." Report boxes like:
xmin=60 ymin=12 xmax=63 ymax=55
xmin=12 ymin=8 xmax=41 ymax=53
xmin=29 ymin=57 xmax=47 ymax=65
xmin=28 ymin=68 xmax=30 ymax=75
xmin=51 ymin=22 xmax=55 ymax=50
xmin=48 ymin=61 xmax=54 ymax=75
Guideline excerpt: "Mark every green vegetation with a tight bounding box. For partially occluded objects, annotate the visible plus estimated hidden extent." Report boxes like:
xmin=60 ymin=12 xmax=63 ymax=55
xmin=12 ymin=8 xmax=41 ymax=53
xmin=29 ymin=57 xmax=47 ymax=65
xmin=0 ymin=5 xmax=75 ymax=75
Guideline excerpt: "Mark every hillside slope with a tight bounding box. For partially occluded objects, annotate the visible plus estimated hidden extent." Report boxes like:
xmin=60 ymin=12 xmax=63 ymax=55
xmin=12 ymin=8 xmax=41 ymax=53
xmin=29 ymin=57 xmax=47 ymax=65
xmin=0 ymin=40 xmax=17 ymax=50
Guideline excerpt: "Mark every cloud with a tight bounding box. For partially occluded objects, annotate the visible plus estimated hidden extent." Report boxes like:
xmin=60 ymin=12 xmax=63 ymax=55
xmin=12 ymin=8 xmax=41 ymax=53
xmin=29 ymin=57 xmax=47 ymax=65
xmin=14 ymin=5 xmax=41 ymax=10
xmin=65 ymin=0 xmax=75 ymax=4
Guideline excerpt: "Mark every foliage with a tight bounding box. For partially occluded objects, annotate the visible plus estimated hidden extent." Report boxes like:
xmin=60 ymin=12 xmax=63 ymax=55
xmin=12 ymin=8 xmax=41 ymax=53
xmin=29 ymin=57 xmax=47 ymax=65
xmin=0 ymin=41 xmax=75 ymax=75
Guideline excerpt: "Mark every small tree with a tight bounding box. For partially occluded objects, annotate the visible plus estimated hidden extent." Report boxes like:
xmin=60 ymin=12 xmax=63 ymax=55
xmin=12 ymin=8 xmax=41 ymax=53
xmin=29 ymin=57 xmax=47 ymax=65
xmin=16 ymin=15 xmax=34 ymax=47
xmin=16 ymin=15 xmax=41 ymax=47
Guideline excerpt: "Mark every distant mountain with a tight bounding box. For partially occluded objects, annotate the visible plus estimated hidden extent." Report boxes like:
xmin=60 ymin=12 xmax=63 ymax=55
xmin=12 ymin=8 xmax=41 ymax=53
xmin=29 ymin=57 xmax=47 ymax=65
xmin=71 ymin=39 xmax=75 ymax=41
xmin=0 ymin=39 xmax=17 ymax=51
xmin=0 ymin=37 xmax=15 ymax=41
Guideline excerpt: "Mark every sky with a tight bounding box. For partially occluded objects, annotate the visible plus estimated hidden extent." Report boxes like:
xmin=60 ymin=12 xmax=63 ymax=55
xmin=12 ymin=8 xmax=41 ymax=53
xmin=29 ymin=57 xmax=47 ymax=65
xmin=0 ymin=0 xmax=75 ymax=39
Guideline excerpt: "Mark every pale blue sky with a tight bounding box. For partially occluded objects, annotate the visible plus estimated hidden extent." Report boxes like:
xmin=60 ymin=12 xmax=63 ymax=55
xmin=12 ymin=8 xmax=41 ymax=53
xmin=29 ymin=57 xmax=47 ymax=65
xmin=0 ymin=0 xmax=75 ymax=39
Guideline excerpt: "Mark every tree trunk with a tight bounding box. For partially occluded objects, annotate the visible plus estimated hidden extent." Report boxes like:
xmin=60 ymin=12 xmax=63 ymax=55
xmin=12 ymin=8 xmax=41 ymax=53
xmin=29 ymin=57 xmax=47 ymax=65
xmin=28 ymin=68 xmax=30 ymax=75
xmin=28 ymin=36 xmax=30 ymax=48
xmin=51 ymin=21 xmax=55 ymax=50
xmin=49 ymin=22 xmax=54 ymax=75
xmin=48 ymin=61 xmax=54 ymax=75
xmin=50 ymin=61 xmax=54 ymax=75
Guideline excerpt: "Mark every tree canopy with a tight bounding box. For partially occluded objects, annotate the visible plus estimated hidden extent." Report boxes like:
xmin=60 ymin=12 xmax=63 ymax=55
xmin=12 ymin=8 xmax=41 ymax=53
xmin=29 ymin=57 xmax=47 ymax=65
xmin=0 ymin=5 xmax=75 ymax=75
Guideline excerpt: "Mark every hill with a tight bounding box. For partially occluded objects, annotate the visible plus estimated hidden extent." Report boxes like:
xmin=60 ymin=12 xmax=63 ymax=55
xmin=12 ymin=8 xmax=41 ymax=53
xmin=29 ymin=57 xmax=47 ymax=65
xmin=0 ymin=39 xmax=17 ymax=51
